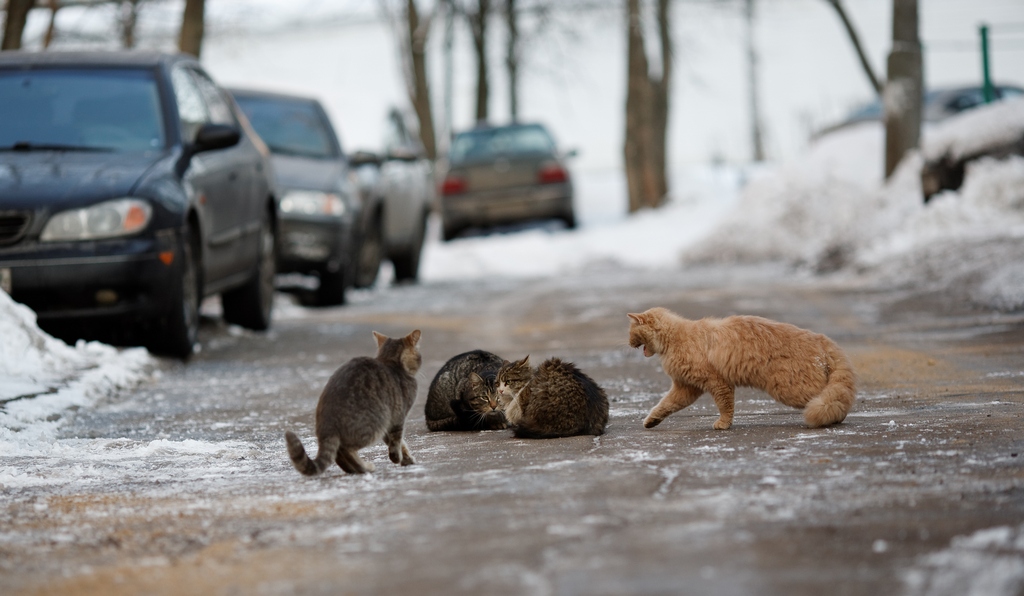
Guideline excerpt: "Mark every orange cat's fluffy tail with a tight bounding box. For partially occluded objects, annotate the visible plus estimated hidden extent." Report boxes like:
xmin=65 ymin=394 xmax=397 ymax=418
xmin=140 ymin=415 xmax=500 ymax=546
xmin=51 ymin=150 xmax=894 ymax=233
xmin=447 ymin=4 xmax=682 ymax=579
xmin=803 ymin=346 xmax=856 ymax=428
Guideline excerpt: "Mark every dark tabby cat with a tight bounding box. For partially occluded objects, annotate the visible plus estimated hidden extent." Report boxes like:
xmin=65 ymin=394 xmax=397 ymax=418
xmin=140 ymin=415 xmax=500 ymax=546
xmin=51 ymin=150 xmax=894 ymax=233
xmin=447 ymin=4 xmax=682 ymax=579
xmin=284 ymin=330 xmax=421 ymax=475
xmin=497 ymin=356 xmax=609 ymax=438
xmin=425 ymin=350 xmax=507 ymax=431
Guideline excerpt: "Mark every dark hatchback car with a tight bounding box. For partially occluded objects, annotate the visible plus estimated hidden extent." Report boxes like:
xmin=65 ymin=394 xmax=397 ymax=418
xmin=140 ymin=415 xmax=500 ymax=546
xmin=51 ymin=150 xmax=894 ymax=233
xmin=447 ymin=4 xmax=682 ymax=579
xmin=230 ymin=88 xmax=360 ymax=305
xmin=0 ymin=51 xmax=277 ymax=358
xmin=439 ymin=123 xmax=575 ymax=241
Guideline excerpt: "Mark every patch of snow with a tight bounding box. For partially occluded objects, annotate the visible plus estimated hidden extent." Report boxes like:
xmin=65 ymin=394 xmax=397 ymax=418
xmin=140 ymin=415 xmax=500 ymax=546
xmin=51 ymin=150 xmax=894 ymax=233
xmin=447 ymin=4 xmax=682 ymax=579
xmin=0 ymin=289 xmax=153 ymax=454
xmin=904 ymin=524 xmax=1024 ymax=596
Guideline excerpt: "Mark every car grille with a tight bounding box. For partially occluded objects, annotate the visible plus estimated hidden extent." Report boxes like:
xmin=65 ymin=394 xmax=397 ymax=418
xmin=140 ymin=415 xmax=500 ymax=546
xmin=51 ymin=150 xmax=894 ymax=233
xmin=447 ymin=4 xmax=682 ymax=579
xmin=0 ymin=211 xmax=31 ymax=246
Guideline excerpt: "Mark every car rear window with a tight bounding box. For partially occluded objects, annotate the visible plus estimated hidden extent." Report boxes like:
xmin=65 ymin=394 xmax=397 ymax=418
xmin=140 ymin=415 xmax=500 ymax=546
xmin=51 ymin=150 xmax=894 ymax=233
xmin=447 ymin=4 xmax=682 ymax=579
xmin=0 ymin=68 xmax=166 ymax=152
xmin=449 ymin=125 xmax=555 ymax=162
xmin=233 ymin=95 xmax=338 ymax=159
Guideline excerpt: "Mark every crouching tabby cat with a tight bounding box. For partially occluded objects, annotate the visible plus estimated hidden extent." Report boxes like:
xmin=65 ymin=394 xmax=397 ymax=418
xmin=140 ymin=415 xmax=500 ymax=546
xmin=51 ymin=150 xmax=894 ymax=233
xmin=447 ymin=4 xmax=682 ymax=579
xmin=627 ymin=307 xmax=856 ymax=430
xmin=284 ymin=330 xmax=422 ymax=475
xmin=425 ymin=350 xmax=507 ymax=431
xmin=496 ymin=356 xmax=608 ymax=438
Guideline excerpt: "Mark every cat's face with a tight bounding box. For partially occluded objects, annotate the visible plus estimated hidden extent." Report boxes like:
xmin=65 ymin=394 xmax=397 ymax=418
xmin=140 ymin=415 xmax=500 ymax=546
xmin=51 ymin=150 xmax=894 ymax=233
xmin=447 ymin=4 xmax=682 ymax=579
xmin=495 ymin=356 xmax=531 ymax=404
xmin=627 ymin=312 xmax=658 ymax=357
xmin=461 ymin=372 xmax=506 ymax=424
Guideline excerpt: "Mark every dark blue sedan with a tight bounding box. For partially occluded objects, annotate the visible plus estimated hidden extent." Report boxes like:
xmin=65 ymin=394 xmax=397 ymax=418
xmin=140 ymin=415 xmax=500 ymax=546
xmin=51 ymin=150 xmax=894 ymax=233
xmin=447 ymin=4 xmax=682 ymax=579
xmin=0 ymin=51 xmax=277 ymax=358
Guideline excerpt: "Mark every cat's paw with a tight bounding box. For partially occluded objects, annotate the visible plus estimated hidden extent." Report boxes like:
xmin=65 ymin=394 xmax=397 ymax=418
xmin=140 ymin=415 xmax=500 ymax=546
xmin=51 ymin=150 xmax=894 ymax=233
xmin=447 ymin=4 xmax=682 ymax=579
xmin=400 ymin=454 xmax=416 ymax=466
xmin=712 ymin=419 xmax=732 ymax=430
xmin=643 ymin=416 xmax=663 ymax=428
xmin=363 ymin=461 xmax=376 ymax=472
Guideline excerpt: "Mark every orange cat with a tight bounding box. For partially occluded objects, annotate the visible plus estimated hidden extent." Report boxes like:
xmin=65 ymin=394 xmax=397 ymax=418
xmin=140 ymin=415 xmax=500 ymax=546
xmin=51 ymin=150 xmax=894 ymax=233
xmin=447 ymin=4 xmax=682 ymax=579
xmin=627 ymin=307 xmax=856 ymax=429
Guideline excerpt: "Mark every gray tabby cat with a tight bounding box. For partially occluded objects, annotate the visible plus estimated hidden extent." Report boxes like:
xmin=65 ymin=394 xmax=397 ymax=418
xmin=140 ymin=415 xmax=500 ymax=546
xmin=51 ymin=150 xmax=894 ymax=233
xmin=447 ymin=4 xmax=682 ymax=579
xmin=497 ymin=356 xmax=608 ymax=438
xmin=425 ymin=350 xmax=507 ymax=431
xmin=285 ymin=329 xmax=422 ymax=475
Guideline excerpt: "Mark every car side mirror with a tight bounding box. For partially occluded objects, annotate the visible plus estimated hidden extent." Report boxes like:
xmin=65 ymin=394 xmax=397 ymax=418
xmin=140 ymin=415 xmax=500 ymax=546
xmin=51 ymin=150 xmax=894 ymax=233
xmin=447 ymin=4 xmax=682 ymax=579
xmin=193 ymin=123 xmax=241 ymax=152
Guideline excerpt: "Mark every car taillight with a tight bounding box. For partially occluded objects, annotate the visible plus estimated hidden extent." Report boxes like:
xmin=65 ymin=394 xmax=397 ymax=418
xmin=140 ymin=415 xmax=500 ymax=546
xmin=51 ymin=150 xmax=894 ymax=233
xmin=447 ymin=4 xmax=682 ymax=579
xmin=538 ymin=162 xmax=568 ymax=184
xmin=441 ymin=175 xmax=467 ymax=195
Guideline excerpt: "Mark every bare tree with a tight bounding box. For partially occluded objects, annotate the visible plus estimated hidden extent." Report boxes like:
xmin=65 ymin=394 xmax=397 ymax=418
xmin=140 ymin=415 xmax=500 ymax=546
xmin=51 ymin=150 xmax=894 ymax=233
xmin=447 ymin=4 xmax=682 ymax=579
xmin=43 ymin=0 xmax=60 ymax=48
xmin=2 ymin=0 xmax=34 ymax=50
xmin=178 ymin=0 xmax=205 ymax=57
xmin=883 ymin=0 xmax=921 ymax=177
xmin=504 ymin=0 xmax=519 ymax=121
xmin=624 ymin=0 xmax=672 ymax=213
xmin=744 ymin=0 xmax=764 ymax=162
xmin=824 ymin=0 xmax=883 ymax=97
xmin=405 ymin=0 xmax=438 ymax=160
xmin=467 ymin=0 xmax=491 ymax=123
xmin=120 ymin=0 xmax=142 ymax=48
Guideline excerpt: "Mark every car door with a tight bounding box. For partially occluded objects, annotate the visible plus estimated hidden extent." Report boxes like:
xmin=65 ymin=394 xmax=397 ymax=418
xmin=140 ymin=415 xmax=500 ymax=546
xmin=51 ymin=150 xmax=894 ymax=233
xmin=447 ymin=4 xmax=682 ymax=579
xmin=170 ymin=65 xmax=250 ymax=286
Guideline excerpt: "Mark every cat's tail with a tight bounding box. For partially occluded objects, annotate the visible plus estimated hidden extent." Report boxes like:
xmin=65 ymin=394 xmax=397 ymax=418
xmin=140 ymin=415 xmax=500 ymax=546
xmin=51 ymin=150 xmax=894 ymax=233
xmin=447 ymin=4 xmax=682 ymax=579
xmin=803 ymin=345 xmax=856 ymax=428
xmin=284 ymin=431 xmax=340 ymax=476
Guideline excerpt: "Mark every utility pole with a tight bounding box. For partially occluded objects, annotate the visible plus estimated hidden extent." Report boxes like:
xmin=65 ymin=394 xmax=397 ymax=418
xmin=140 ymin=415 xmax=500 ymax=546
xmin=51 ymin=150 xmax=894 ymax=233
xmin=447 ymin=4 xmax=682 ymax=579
xmin=883 ymin=0 xmax=922 ymax=178
xmin=443 ymin=0 xmax=455 ymax=153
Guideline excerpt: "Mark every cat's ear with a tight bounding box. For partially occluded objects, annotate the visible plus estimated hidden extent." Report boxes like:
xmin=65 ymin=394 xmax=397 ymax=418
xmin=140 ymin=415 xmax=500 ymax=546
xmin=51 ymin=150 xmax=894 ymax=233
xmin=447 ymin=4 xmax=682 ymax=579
xmin=405 ymin=329 xmax=422 ymax=347
xmin=372 ymin=331 xmax=388 ymax=348
xmin=519 ymin=355 xmax=530 ymax=367
xmin=467 ymin=372 xmax=483 ymax=385
xmin=627 ymin=313 xmax=644 ymax=325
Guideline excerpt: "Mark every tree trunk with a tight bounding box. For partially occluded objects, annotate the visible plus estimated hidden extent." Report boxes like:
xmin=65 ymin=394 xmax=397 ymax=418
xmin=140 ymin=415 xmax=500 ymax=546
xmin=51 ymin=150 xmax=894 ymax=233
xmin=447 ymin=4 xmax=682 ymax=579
xmin=121 ymin=0 xmax=141 ymax=49
xmin=178 ymin=0 xmax=205 ymax=58
xmin=406 ymin=0 xmax=437 ymax=161
xmin=883 ymin=0 xmax=921 ymax=178
xmin=43 ymin=0 xmax=59 ymax=49
xmin=2 ymin=0 xmax=34 ymax=51
xmin=649 ymin=0 xmax=671 ymax=197
xmin=744 ymin=0 xmax=765 ymax=162
xmin=505 ymin=0 xmax=519 ymax=122
xmin=469 ymin=0 xmax=490 ymax=123
xmin=624 ymin=0 xmax=670 ymax=213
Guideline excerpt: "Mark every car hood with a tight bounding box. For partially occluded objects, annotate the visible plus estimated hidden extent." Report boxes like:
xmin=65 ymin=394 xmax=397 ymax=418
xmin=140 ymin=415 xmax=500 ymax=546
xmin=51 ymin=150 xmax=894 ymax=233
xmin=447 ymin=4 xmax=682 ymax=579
xmin=0 ymin=151 xmax=163 ymax=210
xmin=270 ymin=154 xmax=345 ymax=193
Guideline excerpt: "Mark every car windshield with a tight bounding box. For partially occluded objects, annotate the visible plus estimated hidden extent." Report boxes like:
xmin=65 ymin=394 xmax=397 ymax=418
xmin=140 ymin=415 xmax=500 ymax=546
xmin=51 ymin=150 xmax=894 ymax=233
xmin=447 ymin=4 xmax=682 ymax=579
xmin=233 ymin=95 xmax=337 ymax=159
xmin=0 ymin=68 xmax=166 ymax=152
xmin=449 ymin=125 xmax=555 ymax=162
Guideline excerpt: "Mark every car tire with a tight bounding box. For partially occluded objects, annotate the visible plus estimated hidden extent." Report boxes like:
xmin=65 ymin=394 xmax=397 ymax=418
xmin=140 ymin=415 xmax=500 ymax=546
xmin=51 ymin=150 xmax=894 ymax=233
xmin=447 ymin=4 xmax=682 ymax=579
xmin=149 ymin=225 xmax=201 ymax=359
xmin=442 ymin=222 xmax=461 ymax=242
xmin=562 ymin=210 xmax=577 ymax=230
xmin=222 ymin=213 xmax=275 ymax=331
xmin=392 ymin=211 xmax=427 ymax=283
xmin=314 ymin=266 xmax=346 ymax=306
xmin=354 ymin=213 xmax=383 ymax=288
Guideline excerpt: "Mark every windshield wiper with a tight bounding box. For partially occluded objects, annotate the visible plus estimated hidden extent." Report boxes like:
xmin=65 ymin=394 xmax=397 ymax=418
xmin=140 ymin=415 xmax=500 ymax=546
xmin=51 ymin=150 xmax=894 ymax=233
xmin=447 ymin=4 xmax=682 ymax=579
xmin=1 ymin=141 xmax=114 ymax=152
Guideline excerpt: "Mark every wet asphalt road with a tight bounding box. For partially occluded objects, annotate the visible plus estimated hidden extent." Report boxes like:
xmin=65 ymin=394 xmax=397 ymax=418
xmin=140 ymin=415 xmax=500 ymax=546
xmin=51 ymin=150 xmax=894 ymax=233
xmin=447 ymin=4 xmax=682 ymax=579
xmin=3 ymin=265 xmax=1024 ymax=595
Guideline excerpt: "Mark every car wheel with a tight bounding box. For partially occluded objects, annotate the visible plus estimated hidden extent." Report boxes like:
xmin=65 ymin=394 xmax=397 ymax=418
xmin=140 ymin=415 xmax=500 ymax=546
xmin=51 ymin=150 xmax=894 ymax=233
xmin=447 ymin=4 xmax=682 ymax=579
xmin=392 ymin=211 xmax=427 ymax=283
xmin=562 ymin=210 xmax=577 ymax=230
xmin=313 ymin=266 xmax=346 ymax=306
xmin=222 ymin=213 xmax=275 ymax=330
xmin=149 ymin=225 xmax=201 ymax=359
xmin=354 ymin=214 xmax=383 ymax=288
xmin=442 ymin=222 xmax=461 ymax=242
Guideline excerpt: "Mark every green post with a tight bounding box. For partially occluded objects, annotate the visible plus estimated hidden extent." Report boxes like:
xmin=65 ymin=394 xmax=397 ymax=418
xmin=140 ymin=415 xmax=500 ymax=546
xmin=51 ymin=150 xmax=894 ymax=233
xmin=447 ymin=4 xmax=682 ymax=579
xmin=980 ymin=23 xmax=994 ymax=103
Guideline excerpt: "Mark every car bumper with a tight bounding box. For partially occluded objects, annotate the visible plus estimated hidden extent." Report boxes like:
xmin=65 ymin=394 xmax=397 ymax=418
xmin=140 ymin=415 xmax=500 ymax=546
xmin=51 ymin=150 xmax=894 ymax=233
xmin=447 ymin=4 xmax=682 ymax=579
xmin=441 ymin=184 xmax=573 ymax=229
xmin=0 ymin=233 xmax=180 ymax=321
xmin=275 ymin=214 xmax=358 ymax=275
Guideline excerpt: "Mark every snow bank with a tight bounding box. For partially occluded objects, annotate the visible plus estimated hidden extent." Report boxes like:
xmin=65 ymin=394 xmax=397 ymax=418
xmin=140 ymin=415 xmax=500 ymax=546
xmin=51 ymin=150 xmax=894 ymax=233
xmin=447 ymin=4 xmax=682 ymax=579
xmin=420 ymin=166 xmax=741 ymax=282
xmin=683 ymin=99 xmax=1024 ymax=311
xmin=0 ymin=289 xmax=153 ymax=450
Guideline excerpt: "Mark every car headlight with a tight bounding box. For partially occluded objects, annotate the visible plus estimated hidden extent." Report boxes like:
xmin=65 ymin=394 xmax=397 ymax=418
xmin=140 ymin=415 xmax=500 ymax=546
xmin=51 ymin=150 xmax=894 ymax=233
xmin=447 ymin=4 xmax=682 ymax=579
xmin=279 ymin=190 xmax=346 ymax=216
xmin=40 ymin=198 xmax=152 ymax=241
